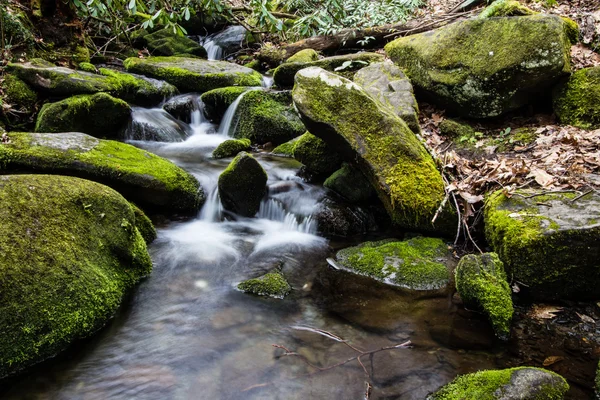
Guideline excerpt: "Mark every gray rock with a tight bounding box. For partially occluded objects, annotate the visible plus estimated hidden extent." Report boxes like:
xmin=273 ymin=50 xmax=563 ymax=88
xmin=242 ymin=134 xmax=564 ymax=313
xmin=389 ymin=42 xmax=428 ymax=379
xmin=218 ymin=152 xmax=267 ymax=217
xmin=323 ymin=163 xmax=374 ymax=204
xmin=162 ymin=94 xmax=199 ymax=123
xmin=314 ymin=197 xmax=378 ymax=238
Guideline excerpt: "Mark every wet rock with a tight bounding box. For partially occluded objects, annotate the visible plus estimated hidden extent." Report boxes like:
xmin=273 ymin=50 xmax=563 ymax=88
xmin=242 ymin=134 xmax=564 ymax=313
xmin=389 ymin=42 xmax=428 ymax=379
xmin=123 ymin=56 xmax=263 ymax=92
xmin=455 ymin=253 xmax=513 ymax=340
xmin=237 ymin=271 xmax=291 ymax=298
xmin=428 ymin=310 xmax=496 ymax=350
xmin=135 ymin=28 xmax=207 ymax=58
xmin=353 ymin=61 xmax=420 ymax=133
xmin=285 ymin=49 xmax=319 ymax=63
xmin=127 ymin=108 xmax=189 ymax=142
xmin=273 ymin=52 xmax=385 ymax=88
xmin=323 ymin=163 xmax=373 ymax=204
xmin=271 ymin=136 xmax=301 ymax=157
xmin=314 ymin=197 xmax=378 ymax=238
xmin=292 ymin=132 xmax=342 ymax=177
xmin=35 ymin=93 xmax=131 ymax=139
xmin=212 ymin=138 xmax=251 ymax=159
xmin=553 ymin=66 xmax=600 ymax=129
xmin=218 ymin=152 xmax=267 ymax=217
xmin=385 ymin=15 xmax=574 ymax=118
xmin=335 ymin=237 xmax=454 ymax=291
xmin=0 ymin=132 xmax=204 ymax=215
xmin=484 ymin=189 xmax=600 ymax=300
xmin=200 ymin=86 xmax=249 ymax=122
xmin=0 ymin=174 xmax=152 ymax=378
xmin=292 ymin=67 xmax=453 ymax=233
xmin=427 ymin=367 xmax=569 ymax=399
xmin=163 ymin=94 xmax=198 ymax=123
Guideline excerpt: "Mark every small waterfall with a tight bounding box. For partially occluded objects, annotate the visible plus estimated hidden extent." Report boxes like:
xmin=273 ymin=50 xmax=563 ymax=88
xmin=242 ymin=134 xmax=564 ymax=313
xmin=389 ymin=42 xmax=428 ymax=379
xmin=217 ymin=90 xmax=254 ymax=137
xmin=126 ymin=107 xmax=189 ymax=142
xmin=262 ymin=76 xmax=274 ymax=88
xmin=199 ymin=187 xmax=223 ymax=222
xmin=257 ymin=199 xmax=317 ymax=234
xmin=201 ymin=26 xmax=247 ymax=61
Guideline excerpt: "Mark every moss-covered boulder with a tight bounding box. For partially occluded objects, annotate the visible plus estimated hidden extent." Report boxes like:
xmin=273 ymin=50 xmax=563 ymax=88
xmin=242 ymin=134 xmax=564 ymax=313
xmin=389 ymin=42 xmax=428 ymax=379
xmin=78 ymin=62 xmax=97 ymax=73
xmin=132 ymin=204 xmax=157 ymax=244
xmin=292 ymin=132 xmax=342 ymax=176
xmin=123 ymin=56 xmax=263 ymax=93
xmin=479 ymin=0 xmax=536 ymax=18
xmin=218 ymin=152 xmax=267 ymax=217
xmin=212 ymin=138 xmax=251 ymax=159
xmin=271 ymin=136 xmax=300 ymax=157
xmin=237 ymin=271 xmax=291 ymax=298
xmin=484 ymin=189 xmax=600 ymax=300
xmin=136 ymin=28 xmax=207 ymax=58
xmin=552 ymin=66 xmax=600 ymax=129
xmin=6 ymin=61 xmax=178 ymax=106
xmin=385 ymin=15 xmax=573 ymax=118
xmin=2 ymin=74 xmax=37 ymax=111
xmin=324 ymin=163 xmax=374 ymax=204
xmin=353 ymin=61 xmax=420 ymax=133
xmin=286 ymin=49 xmax=319 ymax=63
xmin=335 ymin=237 xmax=453 ymax=290
xmin=35 ymin=93 xmax=131 ymax=138
xmin=0 ymin=132 xmax=203 ymax=215
xmin=293 ymin=67 xmax=452 ymax=232
xmin=200 ymin=86 xmax=250 ymax=122
xmin=427 ymin=367 xmax=569 ymax=400
xmin=273 ymin=52 xmax=385 ymax=88
xmin=0 ymin=174 xmax=152 ymax=378
xmin=232 ymin=90 xmax=305 ymax=145
xmin=439 ymin=119 xmax=476 ymax=138
xmin=455 ymin=253 xmax=513 ymax=340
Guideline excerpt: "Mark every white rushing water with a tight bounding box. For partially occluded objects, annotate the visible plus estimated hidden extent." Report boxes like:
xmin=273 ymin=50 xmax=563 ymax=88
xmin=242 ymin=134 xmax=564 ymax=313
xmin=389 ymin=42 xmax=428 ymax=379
xmin=216 ymin=89 xmax=261 ymax=137
xmin=201 ymin=26 xmax=247 ymax=60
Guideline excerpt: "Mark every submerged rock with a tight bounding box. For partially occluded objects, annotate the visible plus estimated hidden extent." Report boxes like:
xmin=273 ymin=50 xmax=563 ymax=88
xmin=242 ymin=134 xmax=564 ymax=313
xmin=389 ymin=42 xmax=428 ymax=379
xmin=136 ymin=28 xmax=207 ymax=58
xmin=212 ymin=138 xmax=251 ymax=159
xmin=552 ymin=66 xmax=600 ymax=129
xmin=123 ymin=56 xmax=263 ymax=92
xmin=353 ymin=61 xmax=420 ymax=133
xmin=200 ymin=86 xmax=250 ymax=122
xmin=218 ymin=152 xmax=267 ymax=217
xmin=237 ymin=271 xmax=291 ymax=298
xmin=335 ymin=237 xmax=453 ymax=291
xmin=484 ymin=189 xmax=600 ymax=300
xmin=323 ymin=163 xmax=374 ymax=204
xmin=427 ymin=367 xmax=569 ymax=399
xmin=292 ymin=132 xmax=342 ymax=177
xmin=0 ymin=174 xmax=152 ymax=378
xmin=0 ymin=132 xmax=203 ymax=215
xmin=455 ymin=253 xmax=513 ymax=340
xmin=273 ymin=52 xmax=385 ymax=87
xmin=292 ymin=67 xmax=452 ymax=233
xmin=35 ymin=93 xmax=131 ymax=138
xmin=385 ymin=15 xmax=573 ymax=118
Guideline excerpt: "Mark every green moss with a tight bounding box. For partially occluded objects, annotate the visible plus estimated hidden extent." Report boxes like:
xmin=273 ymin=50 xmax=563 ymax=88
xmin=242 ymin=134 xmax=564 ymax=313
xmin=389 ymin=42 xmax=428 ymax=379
xmin=98 ymin=68 xmax=178 ymax=106
xmin=292 ymin=132 xmax=342 ymax=175
xmin=0 ymin=174 xmax=152 ymax=378
xmin=561 ymin=17 xmax=579 ymax=44
xmin=257 ymin=43 xmax=287 ymax=67
xmin=271 ymin=136 xmax=300 ymax=157
xmin=2 ymin=74 xmax=37 ymax=108
xmin=553 ymin=67 xmax=600 ymax=129
xmin=238 ymin=272 xmax=291 ymax=298
xmin=72 ymin=46 xmax=91 ymax=64
xmin=479 ymin=0 xmax=536 ymax=19
xmin=0 ymin=8 xmax=35 ymax=53
xmin=336 ymin=237 xmax=451 ymax=290
xmin=140 ymin=29 xmax=207 ymax=58
xmin=286 ymin=49 xmax=319 ymax=63
xmin=200 ymin=86 xmax=250 ymax=121
xmin=455 ymin=253 xmax=513 ymax=339
xmin=324 ymin=163 xmax=373 ymax=204
xmin=245 ymin=59 xmax=261 ymax=71
xmin=439 ymin=119 xmax=482 ymax=148
xmin=212 ymin=138 xmax=251 ymax=159
xmin=218 ymin=151 xmax=267 ymax=217
xmin=132 ymin=204 xmax=157 ymax=244
xmin=78 ymin=62 xmax=97 ymax=73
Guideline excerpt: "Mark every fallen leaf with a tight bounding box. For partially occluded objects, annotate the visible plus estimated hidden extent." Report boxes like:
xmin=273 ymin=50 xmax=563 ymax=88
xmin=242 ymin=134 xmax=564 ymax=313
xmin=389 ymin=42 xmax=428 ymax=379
xmin=529 ymin=305 xmax=563 ymax=320
xmin=576 ymin=312 xmax=596 ymax=324
xmin=543 ymin=356 xmax=565 ymax=367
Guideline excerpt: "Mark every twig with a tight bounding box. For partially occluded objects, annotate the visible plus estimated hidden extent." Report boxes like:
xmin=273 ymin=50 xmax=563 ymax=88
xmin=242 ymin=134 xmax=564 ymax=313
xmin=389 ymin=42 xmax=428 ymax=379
xmin=431 ymin=192 xmax=450 ymax=225
xmin=383 ymin=10 xmax=474 ymax=39
xmin=451 ymin=192 xmax=462 ymax=245
xmin=570 ymin=189 xmax=593 ymax=203
xmin=513 ymin=190 xmax=578 ymax=199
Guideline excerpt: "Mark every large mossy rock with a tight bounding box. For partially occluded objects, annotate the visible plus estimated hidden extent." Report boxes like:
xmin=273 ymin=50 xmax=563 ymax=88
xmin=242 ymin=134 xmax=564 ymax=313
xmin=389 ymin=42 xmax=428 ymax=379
xmin=232 ymin=90 xmax=305 ymax=145
xmin=212 ymin=138 xmax=251 ymax=159
xmin=273 ymin=52 xmax=385 ymax=88
xmin=292 ymin=67 xmax=451 ymax=232
xmin=0 ymin=174 xmax=152 ymax=378
xmin=324 ymin=163 xmax=374 ymax=204
xmin=353 ymin=61 xmax=420 ymax=133
xmin=455 ymin=253 xmax=513 ymax=340
xmin=200 ymin=86 xmax=250 ymax=122
xmin=35 ymin=93 xmax=131 ymax=138
xmin=292 ymin=132 xmax=342 ymax=176
xmin=238 ymin=271 xmax=291 ymax=298
xmin=123 ymin=56 xmax=263 ymax=93
xmin=6 ymin=61 xmax=178 ymax=106
xmin=285 ymin=49 xmax=319 ymax=63
xmin=484 ymin=189 xmax=600 ymax=300
xmin=0 ymin=132 xmax=203 ymax=215
xmin=427 ymin=367 xmax=569 ymax=400
xmin=335 ymin=237 xmax=453 ymax=291
xmin=136 ymin=28 xmax=207 ymax=58
xmin=479 ymin=0 xmax=536 ymax=18
xmin=552 ymin=66 xmax=600 ymax=129
xmin=218 ymin=152 xmax=267 ymax=217
xmin=385 ymin=15 xmax=573 ymax=118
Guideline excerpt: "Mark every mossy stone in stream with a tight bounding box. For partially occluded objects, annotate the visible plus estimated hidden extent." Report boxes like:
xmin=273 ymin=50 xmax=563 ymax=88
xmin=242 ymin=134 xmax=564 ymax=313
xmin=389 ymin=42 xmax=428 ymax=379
xmin=200 ymin=86 xmax=250 ymax=122
xmin=0 ymin=132 xmax=204 ymax=215
xmin=271 ymin=136 xmax=300 ymax=157
xmin=238 ymin=272 xmax=291 ymax=298
xmin=212 ymin=138 xmax=251 ymax=159
xmin=323 ymin=163 xmax=373 ymax=204
xmin=0 ymin=174 xmax=152 ymax=378
xmin=97 ymin=68 xmax=179 ymax=106
xmin=138 ymin=28 xmax=208 ymax=58
xmin=427 ymin=367 xmax=569 ymax=399
xmin=479 ymin=0 xmax=536 ymax=18
xmin=132 ymin=204 xmax=157 ymax=244
xmin=552 ymin=66 xmax=600 ymax=129
xmin=218 ymin=151 xmax=267 ymax=217
xmin=285 ymin=49 xmax=319 ymax=63
xmin=335 ymin=237 xmax=452 ymax=290
xmin=455 ymin=253 xmax=513 ymax=340
xmin=292 ymin=132 xmax=342 ymax=176
xmin=34 ymin=93 xmax=131 ymax=139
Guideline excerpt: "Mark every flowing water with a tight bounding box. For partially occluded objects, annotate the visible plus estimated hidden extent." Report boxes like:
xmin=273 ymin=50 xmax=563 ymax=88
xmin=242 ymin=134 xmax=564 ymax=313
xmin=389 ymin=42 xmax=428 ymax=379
xmin=201 ymin=26 xmax=247 ymax=61
xmin=1 ymin=96 xmax=512 ymax=400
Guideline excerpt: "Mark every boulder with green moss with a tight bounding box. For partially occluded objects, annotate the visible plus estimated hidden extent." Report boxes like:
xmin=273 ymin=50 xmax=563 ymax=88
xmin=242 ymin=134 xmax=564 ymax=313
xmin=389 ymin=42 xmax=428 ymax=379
xmin=200 ymin=86 xmax=251 ymax=122
xmin=0 ymin=174 xmax=152 ymax=378
xmin=218 ymin=152 xmax=267 ymax=217
xmin=273 ymin=52 xmax=385 ymax=88
xmin=479 ymin=0 xmax=536 ymax=18
xmin=132 ymin=204 xmax=157 ymax=244
xmin=324 ymin=163 xmax=374 ymax=204
xmin=238 ymin=271 xmax=291 ymax=298
xmin=2 ymin=74 xmax=37 ymax=110
xmin=439 ymin=119 xmax=476 ymax=138
xmin=335 ymin=237 xmax=453 ymax=290
xmin=353 ymin=61 xmax=420 ymax=133
xmin=428 ymin=367 xmax=569 ymax=399
xmin=271 ymin=136 xmax=300 ymax=157
xmin=0 ymin=132 xmax=203 ymax=215
xmin=97 ymin=68 xmax=178 ymax=106
xmin=78 ymin=62 xmax=97 ymax=73
xmin=484 ymin=189 xmax=600 ymax=300
xmin=35 ymin=93 xmax=131 ymax=138
xmin=293 ymin=67 xmax=452 ymax=232
xmin=292 ymin=132 xmax=342 ymax=176
xmin=552 ymin=66 xmax=600 ymax=129
xmin=212 ymin=138 xmax=251 ymax=159
xmin=232 ymin=90 xmax=305 ymax=145
xmin=124 ymin=56 xmax=263 ymax=93
xmin=285 ymin=49 xmax=319 ymax=63
xmin=136 ymin=28 xmax=207 ymax=58
xmin=455 ymin=253 xmax=513 ymax=340
xmin=385 ymin=15 xmax=574 ymax=118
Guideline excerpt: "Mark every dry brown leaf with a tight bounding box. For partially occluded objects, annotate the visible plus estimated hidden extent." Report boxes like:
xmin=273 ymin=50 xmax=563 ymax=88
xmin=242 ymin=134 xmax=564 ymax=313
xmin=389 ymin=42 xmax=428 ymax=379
xmin=543 ymin=356 xmax=565 ymax=367
xmin=529 ymin=305 xmax=563 ymax=320
xmin=576 ymin=312 xmax=596 ymax=324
